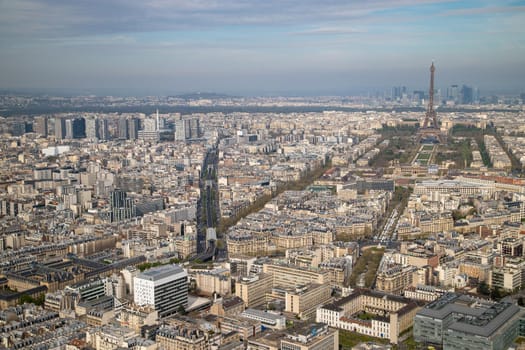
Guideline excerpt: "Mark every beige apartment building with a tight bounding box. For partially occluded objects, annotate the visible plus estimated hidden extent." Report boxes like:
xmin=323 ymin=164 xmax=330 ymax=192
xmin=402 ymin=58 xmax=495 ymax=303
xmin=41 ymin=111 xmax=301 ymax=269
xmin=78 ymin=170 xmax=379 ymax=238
xmin=285 ymin=283 xmax=331 ymax=319
xmin=376 ymin=265 xmax=417 ymax=295
xmin=459 ymin=261 xmax=491 ymax=282
xmin=119 ymin=304 xmax=158 ymax=333
xmin=192 ymin=269 xmax=231 ymax=296
xmin=419 ymin=215 xmax=454 ymax=234
xmin=156 ymin=325 xmax=208 ymax=350
xmin=262 ymin=262 xmax=328 ymax=287
xmin=271 ymin=233 xmax=313 ymax=250
xmin=319 ymin=258 xmax=351 ymax=287
xmin=173 ymin=235 xmax=196 ymax=259
xmin=219 ymin=316 xmax=262 ymax=340
xmin=235 ymin=273 xmax=273 ymax=307
xmin=227 ymin=234 xmax=269 ymax=257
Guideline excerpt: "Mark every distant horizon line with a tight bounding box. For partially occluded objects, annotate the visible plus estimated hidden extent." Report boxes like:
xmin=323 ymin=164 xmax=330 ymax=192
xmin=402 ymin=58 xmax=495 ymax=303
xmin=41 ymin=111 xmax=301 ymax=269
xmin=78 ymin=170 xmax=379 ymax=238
xmin=0 ymin=86 xmax=523 ymax=98
xmin=0 ymin=83 xmax=525 ymax=98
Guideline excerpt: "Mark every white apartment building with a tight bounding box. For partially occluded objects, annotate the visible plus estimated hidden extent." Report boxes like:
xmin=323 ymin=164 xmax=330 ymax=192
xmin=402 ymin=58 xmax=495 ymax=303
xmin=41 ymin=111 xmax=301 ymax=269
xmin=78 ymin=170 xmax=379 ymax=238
xmin=134 ymin=264 xmax=188 ymax=318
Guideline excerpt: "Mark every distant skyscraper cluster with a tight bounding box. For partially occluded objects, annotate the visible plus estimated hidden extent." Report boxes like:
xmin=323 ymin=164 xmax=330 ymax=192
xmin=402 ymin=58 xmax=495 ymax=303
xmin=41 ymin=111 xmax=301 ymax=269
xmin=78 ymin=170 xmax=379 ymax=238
xmin=391 ymin=86 xmax=407 ymax=101
xmin=54 ymin=117 xmax=86 ymax=140
xmin=85 ymin=117 xmax=109 ymax=140
xmin=446 ymin=84 xmax=479 ymax=105
xmin=118 ymin=117 xmax=140 ymax=140
xmin=175 ymin=118 xmax=201 ymax=141
xmin=389 ymin=83 xmax=479 ymax=105
xmin=33 ymin=111 xmax=202 ymax=143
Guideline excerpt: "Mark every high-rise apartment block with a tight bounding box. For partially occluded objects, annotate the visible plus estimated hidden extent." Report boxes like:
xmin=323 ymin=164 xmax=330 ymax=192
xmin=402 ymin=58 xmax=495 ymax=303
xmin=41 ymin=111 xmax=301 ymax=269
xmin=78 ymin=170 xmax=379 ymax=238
xmin=64 ymin=118 xmax=85 ymax=139
xmin=33 ymin=116 xmax=48 ymax=137
xmin=98 ymin=118 xmax=109 ymax=141
xmin=85 ymin=118 xmax=98 ymax=139
xmin=175 ymin=118 xmax=201 ymax=141
xmin=55 ymin=117 xmax=66 ymax=139
xmin=128 ymin=118 xmax=139 ymax=140
xmin=118 ymin=118 xmax=128 ymax=139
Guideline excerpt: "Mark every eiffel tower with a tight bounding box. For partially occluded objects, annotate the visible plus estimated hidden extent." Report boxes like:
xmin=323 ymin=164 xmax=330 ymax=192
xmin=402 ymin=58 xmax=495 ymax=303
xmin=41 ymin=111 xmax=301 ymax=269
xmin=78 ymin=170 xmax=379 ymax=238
xmin=417 ymin=62 xmax=445 ymax=143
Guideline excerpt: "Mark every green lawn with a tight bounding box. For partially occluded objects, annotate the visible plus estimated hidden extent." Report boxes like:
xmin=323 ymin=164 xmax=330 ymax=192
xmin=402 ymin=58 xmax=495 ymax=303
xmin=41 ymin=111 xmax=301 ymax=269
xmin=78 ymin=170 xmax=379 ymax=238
xmin=356 ymin=312 xmax=375 ymax=320
xmin=339 ymin=329 xmax=390 ymax=349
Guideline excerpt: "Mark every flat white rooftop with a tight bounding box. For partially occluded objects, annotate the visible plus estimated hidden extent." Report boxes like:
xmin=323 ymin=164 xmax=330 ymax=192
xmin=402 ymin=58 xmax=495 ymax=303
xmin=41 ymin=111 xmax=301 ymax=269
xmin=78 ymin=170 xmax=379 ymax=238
xmin=137 ymin=264 xmax=186 ymax=281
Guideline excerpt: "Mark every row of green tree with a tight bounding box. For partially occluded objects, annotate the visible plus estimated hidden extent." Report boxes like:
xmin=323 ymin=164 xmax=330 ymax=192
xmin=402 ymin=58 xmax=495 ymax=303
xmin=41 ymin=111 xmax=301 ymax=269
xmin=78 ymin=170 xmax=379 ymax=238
xmin=19 ymin=293 xmax=45 ymax=306
xmin=217 ymin=160 xmax=332 ymax=234
xmin=137 ymin=257 xmax=181 ymax=272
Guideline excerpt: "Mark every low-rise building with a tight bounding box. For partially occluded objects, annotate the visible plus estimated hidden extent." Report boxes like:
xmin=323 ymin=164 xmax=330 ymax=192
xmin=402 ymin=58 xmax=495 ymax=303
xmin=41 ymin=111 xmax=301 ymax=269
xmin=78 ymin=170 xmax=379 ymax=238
xmin=280 ymin=323 xmax=339 ymax=350
xmin=403 ymin=285 xmax=452 ymax=302
xmin=414 ymin=293 xmax=525 ymax=350
xmin=209 ymin=296 xmax=245 ymax=317
xmin=375 ymin=263 xmax=417 ymax=296
xmin=263 ymin=262 xmax=328 ymax=287
xmin=240 ymin=308 xmax=286 ymax=330
xmin=235 ymin=274 xmax=272 ymax=308
xmin=156 ymin=324 xmax=208 ymax=350
xmin=118 ymin=304 xmax=158 ymax=333
xmin=285 ymin=283 xmax=331 ymax=320
xmin=191 ymin=268 xmax=231 ymax=297
xmin=219 ymin=316 xmax=262 ymax=341
xmin=316 ymin=289 xmax=421 ymax=344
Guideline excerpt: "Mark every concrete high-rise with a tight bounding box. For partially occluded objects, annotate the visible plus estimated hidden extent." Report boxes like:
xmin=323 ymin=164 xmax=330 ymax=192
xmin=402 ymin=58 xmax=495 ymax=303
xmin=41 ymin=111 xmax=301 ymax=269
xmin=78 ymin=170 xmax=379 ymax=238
xmin=134 ymin=264 xmax=188 ymax=318
xmin=175 ymin=118 xmax=201 ymax=141
xmin=97 ymin=118 xmax=109 ymax=141
xmin=461 ymin=85 xmax=474 ymax=104
xmin=55 ymin=117 xmax=66 ymax=140
xmin=118 ymin=118 xmax=128 ymax=139
xmin=447 ymin=85 xmax=459 ymax=102
xmin=65 ymin=119 xmax=74 ymax=139
xmin=85 ymin=118 xmax=98 ymax=139
xmin=33 ymin=117 xmax=48 ymax=137
xmin=72 ymin=118 xmax=86 ymax=139
xmin=65 ymin=118 xmax=86 ymax=139
xmin=128 ymin=118 xmax=139 ymax=140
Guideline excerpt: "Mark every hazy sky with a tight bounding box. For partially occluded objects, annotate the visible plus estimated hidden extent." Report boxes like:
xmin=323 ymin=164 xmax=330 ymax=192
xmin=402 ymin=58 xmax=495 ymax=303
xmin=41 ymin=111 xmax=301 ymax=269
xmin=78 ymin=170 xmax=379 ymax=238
xmin=1 ymin=0 xmax=524 ymax=96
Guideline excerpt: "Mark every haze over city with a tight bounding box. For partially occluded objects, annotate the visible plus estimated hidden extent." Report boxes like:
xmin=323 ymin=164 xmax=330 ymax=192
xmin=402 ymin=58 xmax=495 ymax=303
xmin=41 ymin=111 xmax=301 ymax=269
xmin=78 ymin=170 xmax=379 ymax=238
xmin=5 ymin=2 xmax=525 ymax=350
xmin=1 ymin=0 xmax=524 ymax=96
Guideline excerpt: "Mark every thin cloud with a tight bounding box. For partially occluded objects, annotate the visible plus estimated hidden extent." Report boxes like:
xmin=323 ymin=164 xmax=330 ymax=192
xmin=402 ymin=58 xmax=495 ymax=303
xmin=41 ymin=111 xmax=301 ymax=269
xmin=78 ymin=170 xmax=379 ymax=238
xmin=291 ymin=27 xmax=367 ymax=36
xmin=0 ymin=0 xmax=461 ymax=40
xmin=440 ymin=5 xmax=525 ymax=16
